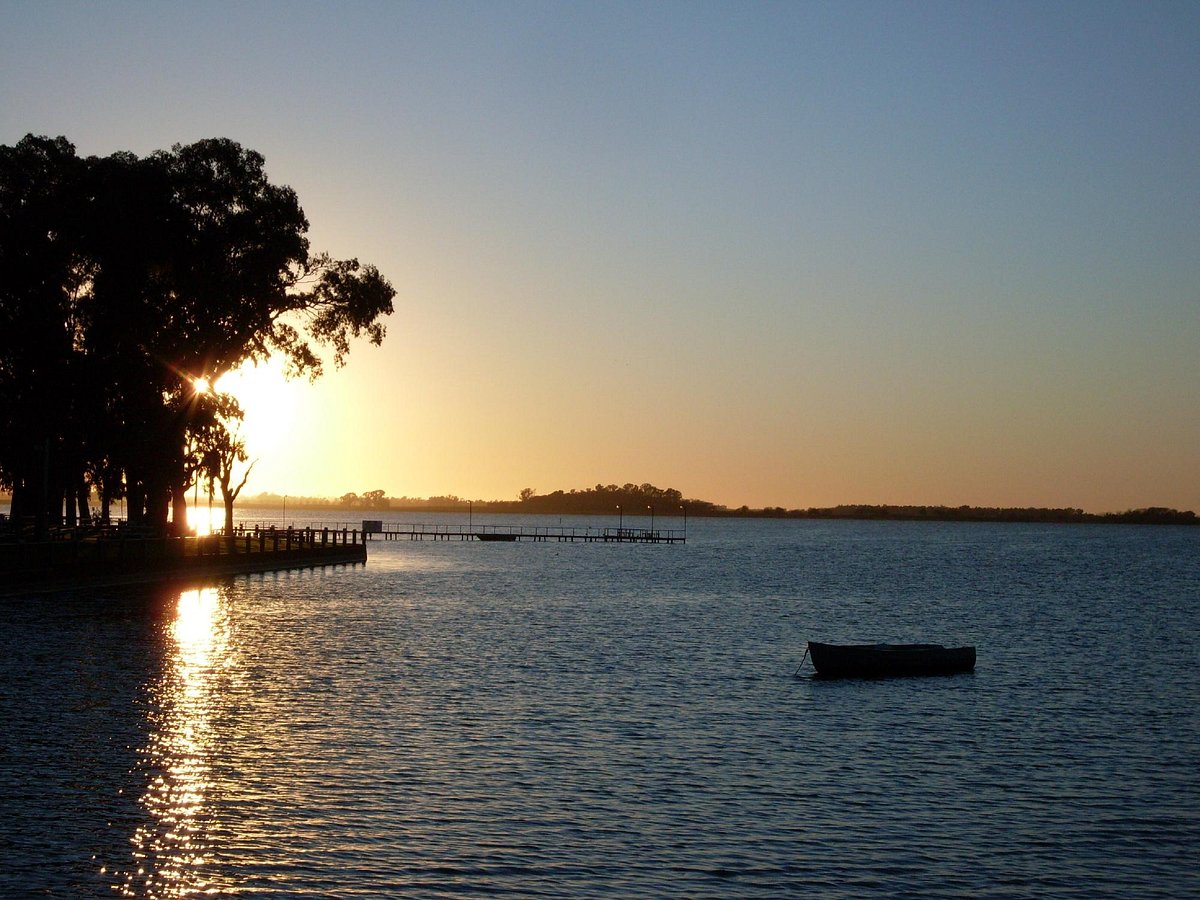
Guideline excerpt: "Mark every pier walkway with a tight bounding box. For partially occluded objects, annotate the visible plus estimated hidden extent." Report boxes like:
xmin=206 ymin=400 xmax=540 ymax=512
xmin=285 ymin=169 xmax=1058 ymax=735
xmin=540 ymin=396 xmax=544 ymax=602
xmin=369 ymin=524 xmax=685 ymax=544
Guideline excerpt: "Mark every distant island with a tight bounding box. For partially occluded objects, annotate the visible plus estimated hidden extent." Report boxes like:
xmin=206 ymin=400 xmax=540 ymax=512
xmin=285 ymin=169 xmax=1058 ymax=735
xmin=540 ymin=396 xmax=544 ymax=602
xmin=231 ymin=484 xmax=1198 ymax=527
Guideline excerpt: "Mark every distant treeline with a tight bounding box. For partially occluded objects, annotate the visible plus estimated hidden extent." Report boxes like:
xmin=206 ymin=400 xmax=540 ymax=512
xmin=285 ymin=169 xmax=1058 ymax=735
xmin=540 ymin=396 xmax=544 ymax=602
xmin=243 ymin=484 xmax=694 ymax=515
xmin=757 ymin=504 xmax=1198 ymax=526
xmin=235 ymin=486 xmax=1199 ymax=526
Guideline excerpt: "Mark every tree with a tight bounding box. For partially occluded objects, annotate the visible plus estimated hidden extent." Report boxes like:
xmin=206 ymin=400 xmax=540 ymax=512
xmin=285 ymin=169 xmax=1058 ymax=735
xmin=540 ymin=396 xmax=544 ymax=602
xmin=0 ymin=135 xmax=396 ymax=536
xmin=362 ymin=489 xmax=388 ymax=509
xmin=184 ymin=390 xmax=252 ymax=537
xmin=0 ymin=136 xmax=95 ymax=536
xmin=214 ymin=431 xmax=255 ymax=539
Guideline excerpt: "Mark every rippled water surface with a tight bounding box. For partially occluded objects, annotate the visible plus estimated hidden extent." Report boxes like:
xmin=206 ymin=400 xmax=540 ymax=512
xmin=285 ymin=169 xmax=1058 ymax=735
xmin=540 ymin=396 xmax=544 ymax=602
xmin=2 ymin=517 xmax=1198 ymax=897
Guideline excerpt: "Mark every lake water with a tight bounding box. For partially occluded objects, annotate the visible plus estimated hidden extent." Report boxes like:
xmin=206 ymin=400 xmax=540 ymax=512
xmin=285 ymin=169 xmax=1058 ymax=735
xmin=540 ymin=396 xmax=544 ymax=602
xmin=1 ymin=514 xmax=1198 ymax=897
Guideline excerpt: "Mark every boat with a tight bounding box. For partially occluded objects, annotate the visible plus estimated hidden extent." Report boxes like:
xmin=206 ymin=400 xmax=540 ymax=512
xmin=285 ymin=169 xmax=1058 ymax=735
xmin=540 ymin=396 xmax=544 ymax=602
xmin=805 ymin=641 xmax=976 ymax=678
xmin=475 ymin=532 xmax=517 ymax=542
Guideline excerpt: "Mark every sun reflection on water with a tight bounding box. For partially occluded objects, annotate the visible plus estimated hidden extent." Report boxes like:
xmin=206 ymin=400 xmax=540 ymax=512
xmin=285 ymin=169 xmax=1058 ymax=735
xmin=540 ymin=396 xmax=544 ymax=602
xmin=113 ymin=587 xmax=231 ymax=897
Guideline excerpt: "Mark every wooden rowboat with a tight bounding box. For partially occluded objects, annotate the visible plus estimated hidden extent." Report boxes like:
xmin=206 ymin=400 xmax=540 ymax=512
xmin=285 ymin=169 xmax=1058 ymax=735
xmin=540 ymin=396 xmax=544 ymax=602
xmin=806 ymin=641 xmax=976 ymax=678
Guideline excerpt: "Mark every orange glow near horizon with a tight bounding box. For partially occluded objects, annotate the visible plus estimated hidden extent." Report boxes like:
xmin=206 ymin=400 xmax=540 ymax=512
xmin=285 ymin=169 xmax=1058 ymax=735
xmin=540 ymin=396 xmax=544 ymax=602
xmin=196 ymin=340 xmax=1200 ymax=515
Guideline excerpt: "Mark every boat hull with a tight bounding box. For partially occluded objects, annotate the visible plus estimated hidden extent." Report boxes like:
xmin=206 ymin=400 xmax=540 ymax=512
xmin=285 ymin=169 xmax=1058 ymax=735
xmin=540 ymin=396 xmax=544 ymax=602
xmin=808 ymin=641 xmax=975 ymax=678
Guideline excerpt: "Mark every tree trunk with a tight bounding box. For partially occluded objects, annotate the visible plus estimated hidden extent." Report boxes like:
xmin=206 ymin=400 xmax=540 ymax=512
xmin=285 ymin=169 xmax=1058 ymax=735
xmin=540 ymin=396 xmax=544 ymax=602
xmin=219 ymin=458 xmax=253 ymax=543
xmin=36 ymin=441 xmax=49 ymax=539
xmin=10 ymin=480 xmax=30 ymax=526
xmin=145 ymin=475 xmax=170 ymax=533
xmin=170 ymin=480 xmax=189 ymax=537
xmin=99 ymin=478 xmax=112 ymax=525
xmin=64 ymin=488 xmax=77 ymax=527
xmin=75 ymin=479 xmax=90 ymax=526
xmin=127 ymin=478 xmax=146 ymax=527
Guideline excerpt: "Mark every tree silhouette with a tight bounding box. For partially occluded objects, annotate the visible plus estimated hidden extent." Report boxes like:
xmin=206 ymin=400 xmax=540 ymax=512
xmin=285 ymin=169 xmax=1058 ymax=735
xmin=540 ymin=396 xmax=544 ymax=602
xmin=209 ymin=421 xmax=256 ymax=538
xmin=0 ymin=135 xmax=395 ymax=535
xmin=0 ymin=136 xmax=90 ymax=536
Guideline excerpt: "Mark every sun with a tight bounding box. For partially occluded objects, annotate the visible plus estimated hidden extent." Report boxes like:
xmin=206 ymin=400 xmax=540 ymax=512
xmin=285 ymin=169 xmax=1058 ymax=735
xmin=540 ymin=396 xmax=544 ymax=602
xmin=192 ymin=376 xmax=212 ymax=395
xmin=215 ymin=357 xmax=300 ymax=465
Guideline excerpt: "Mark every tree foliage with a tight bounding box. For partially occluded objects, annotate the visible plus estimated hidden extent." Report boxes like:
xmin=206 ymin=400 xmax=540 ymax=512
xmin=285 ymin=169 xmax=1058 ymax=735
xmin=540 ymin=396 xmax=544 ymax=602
xmin=0 ymin=134 xmax=395 ymax=534
xmin=511 ymin=483 xmax=688 ymax=516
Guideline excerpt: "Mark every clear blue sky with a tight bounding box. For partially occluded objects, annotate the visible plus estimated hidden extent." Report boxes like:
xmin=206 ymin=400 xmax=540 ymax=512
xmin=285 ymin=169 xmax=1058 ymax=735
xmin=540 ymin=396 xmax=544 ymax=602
xmin=3 ymin=1 xmax=1197 ymax=511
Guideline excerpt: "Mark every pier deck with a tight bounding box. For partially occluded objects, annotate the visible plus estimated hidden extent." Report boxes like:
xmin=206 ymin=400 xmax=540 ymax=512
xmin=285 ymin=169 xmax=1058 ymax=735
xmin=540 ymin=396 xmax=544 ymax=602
xmin=370 ymin=524 xmax=685 ymax=543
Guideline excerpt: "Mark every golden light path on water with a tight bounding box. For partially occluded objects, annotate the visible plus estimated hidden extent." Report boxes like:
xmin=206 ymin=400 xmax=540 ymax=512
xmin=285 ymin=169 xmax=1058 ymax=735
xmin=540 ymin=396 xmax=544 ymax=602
xmin=110 ymin=587 xmax=232 ymax=897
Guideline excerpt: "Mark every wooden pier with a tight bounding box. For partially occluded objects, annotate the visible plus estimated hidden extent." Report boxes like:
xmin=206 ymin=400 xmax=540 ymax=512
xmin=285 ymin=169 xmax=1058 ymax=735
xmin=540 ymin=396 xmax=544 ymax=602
xmin=369 ymin=524 xmax=685 ymax=544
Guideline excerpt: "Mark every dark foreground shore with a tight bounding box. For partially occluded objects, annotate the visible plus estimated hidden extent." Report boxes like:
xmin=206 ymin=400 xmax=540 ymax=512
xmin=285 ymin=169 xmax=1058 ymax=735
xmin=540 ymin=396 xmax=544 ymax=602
xmin=0 ymin=527 xmax=367 ymax=596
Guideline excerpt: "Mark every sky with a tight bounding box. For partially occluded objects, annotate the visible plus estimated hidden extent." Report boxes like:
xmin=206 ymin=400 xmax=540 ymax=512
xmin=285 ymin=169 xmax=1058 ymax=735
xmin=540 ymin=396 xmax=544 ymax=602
xmin=3 ymin=1 xmax=1198 ymax=512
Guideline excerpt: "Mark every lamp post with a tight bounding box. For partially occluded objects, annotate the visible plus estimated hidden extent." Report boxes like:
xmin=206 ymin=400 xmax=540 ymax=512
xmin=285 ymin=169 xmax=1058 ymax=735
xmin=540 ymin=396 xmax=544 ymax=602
xmin=648 ymin=504 xmax=654 ymax=536
xmin=469 ymin=500 xmax=473 ymax=530
xmin=617 ymin=504 xmax=622 ymax=532
xmin=680 ymin=504 xmax=686 ymax=540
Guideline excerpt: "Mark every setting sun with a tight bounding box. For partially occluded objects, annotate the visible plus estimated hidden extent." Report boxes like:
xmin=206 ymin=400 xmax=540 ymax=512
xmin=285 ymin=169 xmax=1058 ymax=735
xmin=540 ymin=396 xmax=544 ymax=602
xmin=192 ymin=376 xmax=211 ymax=395
xmin=215 ymin=357 xmax=300 ymax=482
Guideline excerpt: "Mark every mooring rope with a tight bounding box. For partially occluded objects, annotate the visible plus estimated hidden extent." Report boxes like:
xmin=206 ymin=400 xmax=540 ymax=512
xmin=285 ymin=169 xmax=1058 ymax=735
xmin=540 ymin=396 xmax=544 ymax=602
xmin=793 ymin=645 xmax=810 ymax=677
